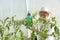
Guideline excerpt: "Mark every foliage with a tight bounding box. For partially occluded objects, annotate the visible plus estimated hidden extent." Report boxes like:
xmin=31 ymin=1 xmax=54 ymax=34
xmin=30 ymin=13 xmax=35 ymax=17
xmin=0 ymin=12 xmax=60 ymax=40
xmin=31 ymin=31 xmax=35 ymax=40
xmin=31 ymin=12 xmax=60 ymax=40
xmin=0 ymin=16 xmax=26 ymax=40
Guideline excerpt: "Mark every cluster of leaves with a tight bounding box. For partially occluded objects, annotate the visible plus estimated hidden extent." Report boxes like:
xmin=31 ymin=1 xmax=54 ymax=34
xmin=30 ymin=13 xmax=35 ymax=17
xmin=31 ymin=12 xmax=60 ymax=40
xmin=0 ymin=16 xmax=26 ymax=40
xmin=51 ymin=17 xmax=60 ymax=40
xmin=0 ymin=12 xmax=60 ymax=40
xmin=0 ymin=12 xmax=37 ymax=40
xmin=38 ymin=17 xmax=60 ymax=40
xmin=31 ymin=31 xmax=35 ymax=40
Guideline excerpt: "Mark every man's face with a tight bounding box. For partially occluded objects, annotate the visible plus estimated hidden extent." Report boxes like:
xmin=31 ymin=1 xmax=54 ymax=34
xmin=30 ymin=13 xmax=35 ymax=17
xmin=39 ymin=11 xmax=49 ymax=19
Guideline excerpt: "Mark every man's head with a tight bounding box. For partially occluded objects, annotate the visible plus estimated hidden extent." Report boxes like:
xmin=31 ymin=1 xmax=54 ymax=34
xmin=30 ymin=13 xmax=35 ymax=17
xmin=39 ymin=7 xmax=50 ymax=19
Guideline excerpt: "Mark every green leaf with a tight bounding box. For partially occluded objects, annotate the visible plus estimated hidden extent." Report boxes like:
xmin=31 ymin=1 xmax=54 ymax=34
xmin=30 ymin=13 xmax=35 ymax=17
xmin=54 ymin=26 xmax=59 ymax=34
xmin=4 ymin=17 xmax=9 ymax=23
xmin=32 ymin=12 xmax=37 ymax=18
xmin=31 ymin=31 xmax=35 ymax=40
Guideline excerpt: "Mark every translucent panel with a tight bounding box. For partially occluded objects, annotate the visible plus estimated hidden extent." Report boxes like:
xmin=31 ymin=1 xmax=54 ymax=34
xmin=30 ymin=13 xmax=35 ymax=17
xmin=0 ymin=0 xmax=27 ymax=20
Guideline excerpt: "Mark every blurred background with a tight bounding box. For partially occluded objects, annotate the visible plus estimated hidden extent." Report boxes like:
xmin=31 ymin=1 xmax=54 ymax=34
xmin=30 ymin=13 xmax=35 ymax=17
xmin=0 ymin=0 xmax=27 ymax=20
xmin=0 ymin=0 xmax=60 ymax=27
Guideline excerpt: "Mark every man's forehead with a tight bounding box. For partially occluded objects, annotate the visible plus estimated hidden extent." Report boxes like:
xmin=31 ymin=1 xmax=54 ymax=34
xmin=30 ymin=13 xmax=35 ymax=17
xmin=40 ymin=11 xmax=48 ymax=13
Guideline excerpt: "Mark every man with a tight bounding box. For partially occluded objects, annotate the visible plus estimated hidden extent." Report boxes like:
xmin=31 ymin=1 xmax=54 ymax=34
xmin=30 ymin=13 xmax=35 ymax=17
xmin=33 ymin=7 xmax=54 ymax=40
